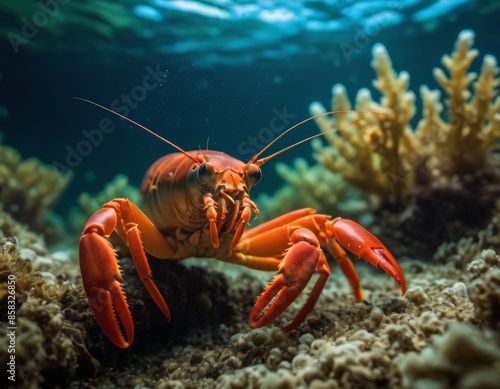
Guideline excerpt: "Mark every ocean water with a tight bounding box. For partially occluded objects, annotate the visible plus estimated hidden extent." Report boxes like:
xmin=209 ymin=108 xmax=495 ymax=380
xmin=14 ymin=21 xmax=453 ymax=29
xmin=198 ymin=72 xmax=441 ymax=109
xmin=2 ymin=3 xmax=500 ymax=387
xmin=0 ymin=0 xmax=498 ymax=210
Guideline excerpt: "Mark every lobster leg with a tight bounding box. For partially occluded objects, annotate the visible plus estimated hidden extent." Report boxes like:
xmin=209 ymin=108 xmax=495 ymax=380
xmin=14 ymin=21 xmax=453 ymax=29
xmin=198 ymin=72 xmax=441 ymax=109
xmin=79 ymin=199 xmax=176 ymax=348
xmin=327 ymin=238 xmax=364 ymax=302
xmin=124 ymin=222 xmax=172 ymax=322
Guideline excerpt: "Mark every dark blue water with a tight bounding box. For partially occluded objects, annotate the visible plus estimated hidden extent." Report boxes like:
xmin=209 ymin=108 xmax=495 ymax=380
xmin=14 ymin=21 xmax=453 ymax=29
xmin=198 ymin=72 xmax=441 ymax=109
xmin=0 ymin=0 xmax=498 ymax=212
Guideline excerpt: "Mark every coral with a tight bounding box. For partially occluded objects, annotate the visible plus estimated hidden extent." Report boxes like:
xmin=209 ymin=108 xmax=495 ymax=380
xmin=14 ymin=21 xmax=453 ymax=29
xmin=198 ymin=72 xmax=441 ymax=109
xmin=309 ymin=29 xmax=500 ymax=202
xmin=433 ymin=213 xmax=500 ymax=268
xmin=3 ymin=26 xmax=500 ymax=389
xmin=467 ymin=249 xmax=500 ymax=330
xmin=1 ymin=201 xmax=493 ymax=389
xmin=431 ymin=33 xmax=500 ymax=176
xmin=0 ymin=208 xmax=47 ymax=256
xmin=0 ymin=140 xmax=72 ymax=238
xmin=0 ymin=236 xmax=98 ymax=388
xmin=77 ymin=174 xmax=140 ymax=217
xmin=310 ymin=60 xmax=417 ymax=202
xmin=395 ymin=321 xmax=500 ymax=389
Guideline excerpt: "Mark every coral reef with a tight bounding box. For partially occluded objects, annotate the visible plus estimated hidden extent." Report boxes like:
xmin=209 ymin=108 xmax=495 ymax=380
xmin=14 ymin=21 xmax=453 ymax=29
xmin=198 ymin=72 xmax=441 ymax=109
xmin=262 ymin=29 xmax=500 ymax=258
xmin=0 ymin=205 xmax=234 ymax=388
xmin=433 ymin=213 xmax=500 ymax=268
xmin=0 ymin=211 xmax=98 ymax=388
xmin=309 ymin=29 xmax=500 ymax=202
xmin=0 ymin=208 xmax=47 ymax=257
xmin=0 ymin=139 xmax=72 ymax=239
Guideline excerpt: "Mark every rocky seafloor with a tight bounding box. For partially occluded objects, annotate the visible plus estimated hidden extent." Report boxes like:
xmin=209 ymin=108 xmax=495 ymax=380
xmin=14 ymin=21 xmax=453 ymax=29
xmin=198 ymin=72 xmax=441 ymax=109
xmin=1 ymin=204 xmax=500 ymax=389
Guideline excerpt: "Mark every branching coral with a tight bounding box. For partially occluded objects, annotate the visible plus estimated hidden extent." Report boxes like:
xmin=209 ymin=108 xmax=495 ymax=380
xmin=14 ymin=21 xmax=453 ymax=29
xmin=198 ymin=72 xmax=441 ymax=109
xmin=0 ymin=140 xmax=72 ymax=238
xmin=310 ymin=51 xmax=418 ymax=201
xmin=76 ymin=173 xmax=141 ymax=217
xmin=310 ymin=29 xmax=500 ymax=203
xmin=431 ymin=32 xmax=500 ymax=176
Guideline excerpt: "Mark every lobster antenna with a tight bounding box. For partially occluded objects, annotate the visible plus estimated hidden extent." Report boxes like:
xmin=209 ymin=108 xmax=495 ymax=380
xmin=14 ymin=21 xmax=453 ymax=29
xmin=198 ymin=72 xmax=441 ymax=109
xmin=248 ymin=109 xmax=382 ymax=166
xmin=74 ymin=97 xmax=199 ymax=163
xmin=253 ymin=119 xmax=360 ymax=166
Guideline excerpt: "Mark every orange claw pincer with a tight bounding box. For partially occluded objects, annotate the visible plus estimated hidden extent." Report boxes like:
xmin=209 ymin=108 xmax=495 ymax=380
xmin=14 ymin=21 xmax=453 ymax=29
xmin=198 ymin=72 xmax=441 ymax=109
xmin=329 ymin=217 xmax=406 ymax=295
xmin=79 ymin=200 xmax=174 ymax=349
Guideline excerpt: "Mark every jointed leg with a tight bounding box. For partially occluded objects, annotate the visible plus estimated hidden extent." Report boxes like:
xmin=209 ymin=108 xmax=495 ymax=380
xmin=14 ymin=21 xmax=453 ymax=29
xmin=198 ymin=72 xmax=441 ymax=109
xmin=326 ymin=238 xmax=364 ymax=302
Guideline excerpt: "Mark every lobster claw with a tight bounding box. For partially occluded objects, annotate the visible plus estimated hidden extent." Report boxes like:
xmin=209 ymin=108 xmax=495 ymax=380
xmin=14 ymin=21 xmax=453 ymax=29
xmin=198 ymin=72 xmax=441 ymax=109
xmin=250 ymin=228 xmax=329 ymax=333
xmin=330 ymin=218 xmax=406 ymax=294
xmin=79 ymin=208 xmax=134 ymax=349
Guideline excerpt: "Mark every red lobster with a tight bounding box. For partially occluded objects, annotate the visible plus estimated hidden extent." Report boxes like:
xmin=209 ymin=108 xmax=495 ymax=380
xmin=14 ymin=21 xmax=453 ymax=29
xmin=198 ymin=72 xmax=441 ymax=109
xmin=78 ymin=99 xmax=406 ymax=348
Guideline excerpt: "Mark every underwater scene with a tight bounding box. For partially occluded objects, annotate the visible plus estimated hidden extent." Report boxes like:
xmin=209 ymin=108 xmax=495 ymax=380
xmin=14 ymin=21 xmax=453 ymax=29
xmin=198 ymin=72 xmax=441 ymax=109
xmin=1 ymin=0 xmax=500 ymax=388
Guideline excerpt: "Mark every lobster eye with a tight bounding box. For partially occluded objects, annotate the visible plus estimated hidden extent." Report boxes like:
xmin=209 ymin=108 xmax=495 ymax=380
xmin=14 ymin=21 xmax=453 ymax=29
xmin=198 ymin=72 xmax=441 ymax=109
xmin=197 ymin=161 xmax=215 ymax=184
xmin=247 ymin=164 xmax=262 ymax=187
